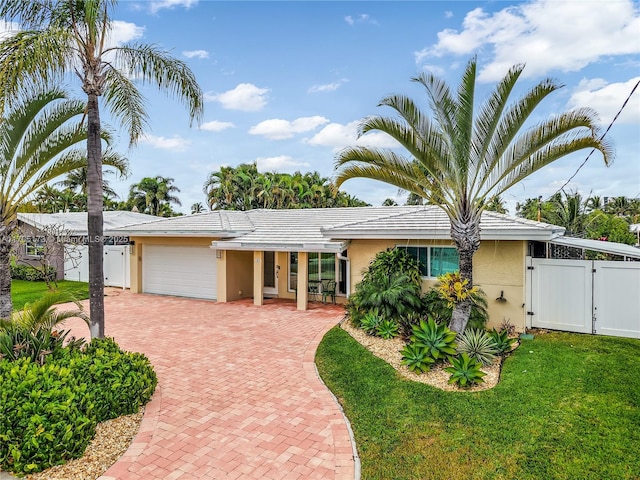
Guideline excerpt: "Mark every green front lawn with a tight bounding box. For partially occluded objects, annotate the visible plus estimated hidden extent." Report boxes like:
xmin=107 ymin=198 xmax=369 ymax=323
xmin=316 ymin=327 xmax=640 ymax=480
xmin=12 ymin=280 xmax=90 ymax=311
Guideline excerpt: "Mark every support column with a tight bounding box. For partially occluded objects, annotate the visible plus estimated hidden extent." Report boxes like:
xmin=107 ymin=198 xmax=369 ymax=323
xmin=216 ymin=250 xmax=227 ymax=302
xmin=253 ymin=251 xmax=264 ymax=306
xmin=297 ymin=251 xmax=308 ymax=311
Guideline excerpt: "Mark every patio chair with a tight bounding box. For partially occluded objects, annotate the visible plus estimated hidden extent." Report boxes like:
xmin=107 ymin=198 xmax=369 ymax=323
xmin=321 ymin=279 xmax=337 ymax=304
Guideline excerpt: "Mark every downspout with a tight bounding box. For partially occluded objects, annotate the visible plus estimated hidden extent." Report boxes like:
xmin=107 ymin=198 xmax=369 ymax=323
xmin=337 ymin=251 xmax=350 ymax=298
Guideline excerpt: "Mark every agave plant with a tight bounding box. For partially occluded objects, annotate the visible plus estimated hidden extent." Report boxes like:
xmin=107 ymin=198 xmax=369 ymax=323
xmin=376 ymin=319 xmax=399 ymax=339
xmin=0 ymin=292 xmax=89 ymax=364
xmin=457 ymin=329 xmax=499 ymax=366
xmin=410 ymin=316 xmax=457 ymax=361
xmin=359 ymin=311 xmax=382 ymax=336
xmin=400 ymin=343 xmax=435 ymax=374
xmin=445 ymin=353 xmax=486 ymax=388
xmin=488 ymin=328 xmax=517 ymax=355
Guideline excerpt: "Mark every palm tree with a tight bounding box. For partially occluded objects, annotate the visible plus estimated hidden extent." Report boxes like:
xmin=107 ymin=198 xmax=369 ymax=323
xmin=129 ymin=176 xmax=182 ymax=216
xmin=0 ymin=88 xmax=125 ymax=319
xmin=0 ymin=0 xmax=203 ymax=337
xmin=544 ymin=191 xmax=591 ymax=236
xmin=57 ymin=164 xmax=128 ymax=199
xmin=334 ymin=57 xmax=613 ymax=332
xmin=191 ymin=202 xmax=206 ymax=214
xmin=484 ymin=195 xmax=508 ymax=214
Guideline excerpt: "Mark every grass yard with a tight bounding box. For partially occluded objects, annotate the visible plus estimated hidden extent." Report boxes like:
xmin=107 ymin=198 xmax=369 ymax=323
xmin=316 ymin=327 xmax=640 ymax=480
xmin=12 ymin=280 xmax=90 ymax=311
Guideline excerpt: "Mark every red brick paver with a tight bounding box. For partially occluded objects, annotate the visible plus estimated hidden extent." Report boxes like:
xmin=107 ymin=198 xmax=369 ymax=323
xmin=62 ymin=293 xmax=356 ymax=480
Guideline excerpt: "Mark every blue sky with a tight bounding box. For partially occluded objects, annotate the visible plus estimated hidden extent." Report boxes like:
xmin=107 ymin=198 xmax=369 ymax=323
xmin=8 ymin=0 xmax=640 ymax=213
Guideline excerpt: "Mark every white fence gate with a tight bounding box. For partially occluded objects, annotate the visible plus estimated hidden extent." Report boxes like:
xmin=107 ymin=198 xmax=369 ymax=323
xmin=64 ymin=245 xmax=130 ymax=288
xmin=526 ymin=257 xmax=640 ymax=338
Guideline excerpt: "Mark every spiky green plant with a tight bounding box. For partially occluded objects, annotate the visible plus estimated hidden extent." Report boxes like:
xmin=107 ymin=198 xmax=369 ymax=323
xmin=360 ymin=311 xmax=382 ymax=336
xmin=456 ymin=329 xmax=499 ymax=366
xmin=400 ymin=343 xmax=435 ymax=374
xmin=489 ymin=328 xmax=517 ymax=355
xmin=376 ymin=319 xmax=399 ymax=339
xmin=410 ymin=316 xmax=457 ymax=361
xmin=445 ymin=353 xmax=487 ymax=388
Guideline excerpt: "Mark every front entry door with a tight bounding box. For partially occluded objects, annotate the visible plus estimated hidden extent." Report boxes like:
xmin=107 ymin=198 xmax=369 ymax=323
xmin=263 ymin=251 xmax=278 ymax=296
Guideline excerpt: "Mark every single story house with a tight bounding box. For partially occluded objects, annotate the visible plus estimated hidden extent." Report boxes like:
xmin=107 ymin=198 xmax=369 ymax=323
xmin=107 ymin=205 xmax=640 ymax=333
xmin=16 ymin=211 xmax=158 ymax=285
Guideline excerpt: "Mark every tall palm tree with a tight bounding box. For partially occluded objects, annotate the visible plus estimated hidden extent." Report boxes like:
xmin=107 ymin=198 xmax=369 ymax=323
xmin=129 ymin=176 xmax=182 ymax=216
xmin=484 ymin=195 xmax=508 ymax=214
xmin=57 ymin=164 xmax=128 ymax=199
xmin=335 ymin=57 xmax=613 ymax=332
xmin=0 ymin=88 xmax=125 ymax=318
xmin=191 ymin=202 xmax=205 ymax=214
xmin=0 ymin=0 xmax=203 ymax=337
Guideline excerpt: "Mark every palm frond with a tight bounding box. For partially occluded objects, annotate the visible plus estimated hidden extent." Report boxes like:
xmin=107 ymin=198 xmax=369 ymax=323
xmin=102 ymin=66 xmax=149 ymax=145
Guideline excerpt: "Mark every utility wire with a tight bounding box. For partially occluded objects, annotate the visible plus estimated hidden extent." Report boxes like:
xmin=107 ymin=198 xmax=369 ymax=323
xmin=547 ymin=79 xmax=640 ymax=200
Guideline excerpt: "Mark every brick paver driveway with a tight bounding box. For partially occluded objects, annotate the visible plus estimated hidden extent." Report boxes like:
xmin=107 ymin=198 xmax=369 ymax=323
xmin=64 ymin=292 xmax=356 ymax=480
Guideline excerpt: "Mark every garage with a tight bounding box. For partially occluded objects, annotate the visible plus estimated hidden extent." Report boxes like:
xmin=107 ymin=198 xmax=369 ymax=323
xmin=142 ymin=245 xmax=217 ymax=300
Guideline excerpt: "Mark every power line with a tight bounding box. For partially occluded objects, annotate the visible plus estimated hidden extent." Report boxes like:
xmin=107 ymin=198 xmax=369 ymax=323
xmin=547 ymin=79 xmax=640 ymax=200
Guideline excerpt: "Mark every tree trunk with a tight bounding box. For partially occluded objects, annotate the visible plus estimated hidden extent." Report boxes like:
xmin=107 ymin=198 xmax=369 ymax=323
xmin=0 ymin=223 xmax=14 ymax=319
xmin=86 ymin=93 xmax=104 ymax=338
xmin=448 ymin=213 xmax=481 ymax=333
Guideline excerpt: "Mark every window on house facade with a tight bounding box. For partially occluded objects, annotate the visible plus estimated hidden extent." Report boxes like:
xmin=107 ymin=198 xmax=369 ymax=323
xmin=25 ymin=241 xmax=45 ymax=257
xmin=402 ymin=246 xmax=459 ymax=277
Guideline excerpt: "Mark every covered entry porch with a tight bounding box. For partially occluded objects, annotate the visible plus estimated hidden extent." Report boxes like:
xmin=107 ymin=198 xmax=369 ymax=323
xmin=212 ymin=240 xmax=350 ymax=311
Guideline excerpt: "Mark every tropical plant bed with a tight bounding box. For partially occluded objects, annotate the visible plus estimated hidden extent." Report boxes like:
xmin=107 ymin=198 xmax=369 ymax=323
xmin=24 ymin=409 xmax=143 ymax=480
xmin=340 ymin=319 xmax=516 ymax=391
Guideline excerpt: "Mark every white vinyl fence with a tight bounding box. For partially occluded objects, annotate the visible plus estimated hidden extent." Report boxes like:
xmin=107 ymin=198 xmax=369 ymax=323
xmin=525 ymin=257 xmax=640 ymax=339
xmin=64 ymin=245 xmax=130 ymax=288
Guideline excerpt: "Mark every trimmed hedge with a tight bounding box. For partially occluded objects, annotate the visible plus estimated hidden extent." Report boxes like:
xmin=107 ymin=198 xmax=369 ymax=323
xmin=10 ymin=264 xmax=56 ymax=282
xmin=0 ymin=338 xmax=157 ymax=475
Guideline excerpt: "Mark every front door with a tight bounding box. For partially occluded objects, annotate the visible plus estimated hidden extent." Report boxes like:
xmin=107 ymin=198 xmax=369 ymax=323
xmin=263 ymin=251 xmax=278 ymax=296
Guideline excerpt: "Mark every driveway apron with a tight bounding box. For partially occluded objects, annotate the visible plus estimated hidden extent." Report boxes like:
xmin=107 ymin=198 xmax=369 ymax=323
xmin=63 ymin=293 xmax=355 ymax=480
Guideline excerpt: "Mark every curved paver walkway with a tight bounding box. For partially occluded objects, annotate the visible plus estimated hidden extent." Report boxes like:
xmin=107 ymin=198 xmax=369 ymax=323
xmin=63 ymin=292 xmax=356 ymax=480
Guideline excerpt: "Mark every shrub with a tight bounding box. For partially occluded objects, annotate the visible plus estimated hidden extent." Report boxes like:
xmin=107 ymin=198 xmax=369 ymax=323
xmin=400 ymin=343 xmax=435 ymax=374
xmin=0 ymin=292 xmax=88 ymax=364
xmin=398 ymin=312 xmax=422 ymax=341
xmin=10 ymin=264 xmax=56 ymax=282
xmin=376 ymin=319 xmax=399 ymax=339
xmin=0 ymin=358 xmax=97 ymax=475
xmin=359 ymin=311 xmax=382 ymax=336
xmin=348 ymin=248 xmax=422 ymax=323
xmin=456 ymin=329 xmax=498 ymax=366
xmin=445 ymin=353 xmax=486 ymax=388
xmin=421 ymin=288 xmax=489 ymax=330
xmin=59 ymin=338 xmax=158 ymax=422
xmin=488 ymin=328 xmax=517 ymax=355
xmin=410 ymin=316 xmax=457 ymax=362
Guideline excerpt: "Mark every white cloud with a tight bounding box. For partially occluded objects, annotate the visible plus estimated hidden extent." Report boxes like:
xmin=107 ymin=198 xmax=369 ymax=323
xmin=140 ymin=134 xmax=190 ymax=150
xmin=344 ymin=14 xmax=378 ymax=26
xmin=249 ymin=116 xmax=329 ymax=140
xmin=150 ymin=0 xmax=198 ymax=14
xmin=256 ymin=155 xmax=310 ymax=172
xmin=415 ymin=0 xmax=640 ymax=82
xmin=308 ymin=79 xmax=349 ymax=93
xmin=200 ymin=120 xmax=235 ymax=132
xmin=206 ymin=83 xmax=270 ymax=111
xmin=568 ymin=77 xmax=640 ymax=125
xmin=183 ymin=49 xmax=209 ymax=59
xmin=445 ymin=11 xmax=454 ymax=19
xmin=107 ymin=20 xmax=145 ymax=47
xmin=306 ymin=121 xmax=401 ymax=151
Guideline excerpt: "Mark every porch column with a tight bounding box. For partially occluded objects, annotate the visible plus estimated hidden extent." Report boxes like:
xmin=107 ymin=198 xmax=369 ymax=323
xmin=216 ymin=250 xmax=228 ymax=302
xmin=297 ymin=251 xmax=308 ymax=311
xmin=253 ymin=250 xmax=264 ymax=306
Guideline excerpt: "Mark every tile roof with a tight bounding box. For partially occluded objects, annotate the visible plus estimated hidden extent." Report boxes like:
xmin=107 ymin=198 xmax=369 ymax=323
xmin=112 ymin=210 xmax=254 ymax=237
xmin=18 ymin=211 xmax=161 ymax=235
xmin=77 ymin=206 xmax=566 ymax=250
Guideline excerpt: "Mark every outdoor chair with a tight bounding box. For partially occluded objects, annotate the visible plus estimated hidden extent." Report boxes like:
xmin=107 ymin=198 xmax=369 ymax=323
xmin=321 ymin=279 xmax=337 ymax=304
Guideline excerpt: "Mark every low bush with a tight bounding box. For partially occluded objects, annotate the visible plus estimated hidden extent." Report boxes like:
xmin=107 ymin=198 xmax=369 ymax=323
xmin=10 ymin=264 xmax=56 ymax=282
xmin=445 ymin=353 xmax=486 ymax=388
xmin=409 ymin=316 xmax=457 ymax=362
xmin=376 ymin=319 xmax=399 ymax=339
xmin=0 ymin=296 xmax=157 ymax=475
xmin=488 ymin=328 xmax=517 ymax=355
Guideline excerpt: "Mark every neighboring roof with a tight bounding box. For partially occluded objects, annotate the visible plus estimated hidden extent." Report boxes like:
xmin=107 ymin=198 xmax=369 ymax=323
xmin=18 ymin=211 xmax=161 ymax=236
xmin=321 ymin=207 xmax=565 ymax=241
xmin=111 ymin=210 xmax=255 ymax=238
xmin=549 ymin=236 xmax=640 ymax=259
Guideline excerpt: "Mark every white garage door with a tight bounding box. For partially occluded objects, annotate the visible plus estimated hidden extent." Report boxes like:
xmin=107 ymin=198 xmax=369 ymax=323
xmin=143 ymin=245 xmax=217 ymax=300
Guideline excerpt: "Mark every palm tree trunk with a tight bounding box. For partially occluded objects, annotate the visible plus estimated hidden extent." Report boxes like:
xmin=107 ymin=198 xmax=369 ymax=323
xmin=449 ymin=215 xmax=481 ymax=333
xmin=0 ymin=223 xmax=14 ymax=319
xmin=86 ymin=93 xmax=104 ymax=338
